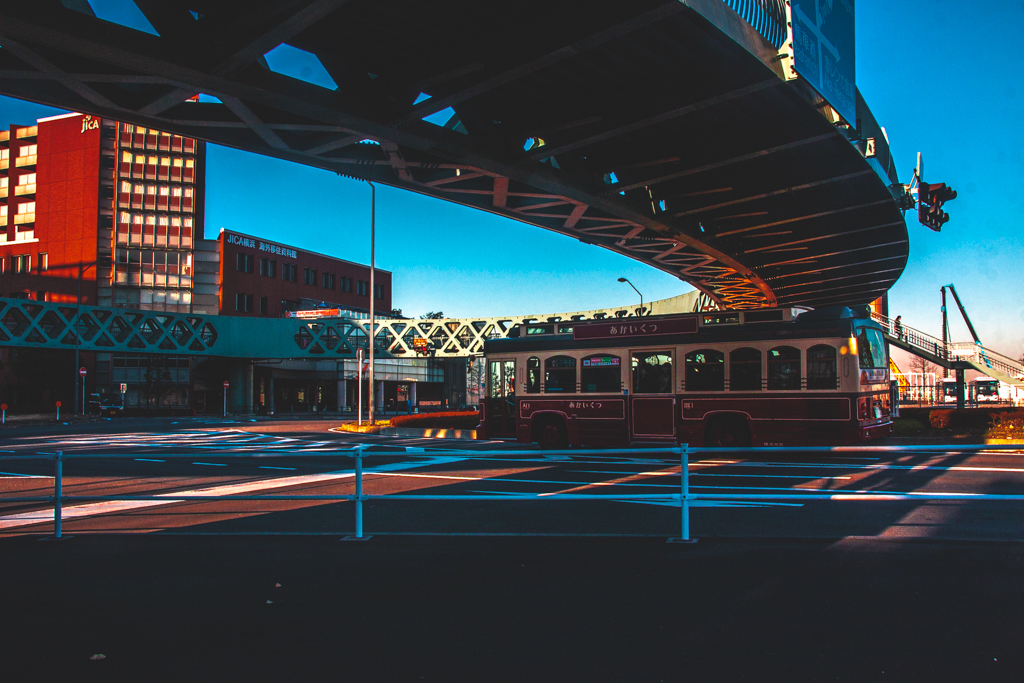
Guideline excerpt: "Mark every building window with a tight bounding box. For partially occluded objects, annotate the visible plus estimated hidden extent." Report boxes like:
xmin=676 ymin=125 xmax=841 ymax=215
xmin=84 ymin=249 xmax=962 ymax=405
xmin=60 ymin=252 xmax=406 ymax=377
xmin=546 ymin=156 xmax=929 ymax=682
xmin=235 ymin=253 xmax=253 ymax=273
xmin=303 ymin=267 xmax=317 ymax=285
xmin=260 ymin=258 xmax=276 ymax=277
xmin=235 ymin=293 xmax=253 ymax=313
xmin=13 ymin=254 xmax=31 ymax=274
xmin=356 ymin=280 xmax=368 ymax=296
xmin=322 ymin=272 xmax=335 ymax=290
xmin=259 ymin=296 xmax=268 ymax=315
xmin=38 ymin=253 xmax=47 ymax=272
xmin=282 ymin=263 xmax=297 ymax=282
xmin=340 ymin=276 xmax=352 ymax=293
xmin=375 ymin=283 xmax=383 ymax=299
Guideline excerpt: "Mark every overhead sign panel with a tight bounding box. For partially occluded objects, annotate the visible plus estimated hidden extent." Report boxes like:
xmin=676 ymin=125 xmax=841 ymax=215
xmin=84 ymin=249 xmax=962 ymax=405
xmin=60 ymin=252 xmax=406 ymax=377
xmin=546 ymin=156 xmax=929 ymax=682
xmin=792 ymin=0 xmax=856 ymax=125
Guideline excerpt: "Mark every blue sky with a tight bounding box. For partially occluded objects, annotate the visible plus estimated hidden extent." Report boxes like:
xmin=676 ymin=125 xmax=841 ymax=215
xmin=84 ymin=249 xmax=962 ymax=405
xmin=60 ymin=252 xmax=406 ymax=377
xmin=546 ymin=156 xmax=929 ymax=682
xmin=0 ymin=0 xmax=1021 ymax=358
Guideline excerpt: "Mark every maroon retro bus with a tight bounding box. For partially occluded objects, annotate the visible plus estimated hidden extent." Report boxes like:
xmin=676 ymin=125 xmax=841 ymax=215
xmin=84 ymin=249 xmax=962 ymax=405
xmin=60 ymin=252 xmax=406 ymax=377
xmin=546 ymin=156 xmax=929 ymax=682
xmin=478 ymin=306 xmax=892 ymax=448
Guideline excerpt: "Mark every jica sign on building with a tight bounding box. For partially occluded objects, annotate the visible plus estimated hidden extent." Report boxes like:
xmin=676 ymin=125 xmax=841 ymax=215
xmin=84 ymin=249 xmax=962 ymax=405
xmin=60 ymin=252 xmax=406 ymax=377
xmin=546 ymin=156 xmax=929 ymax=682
xmin=225 ymin=232 xmax=297 ymax=259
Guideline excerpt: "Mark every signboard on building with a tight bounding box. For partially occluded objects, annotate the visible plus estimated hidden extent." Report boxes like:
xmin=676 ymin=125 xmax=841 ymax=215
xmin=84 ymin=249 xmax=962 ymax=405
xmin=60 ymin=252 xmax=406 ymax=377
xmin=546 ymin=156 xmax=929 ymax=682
xmin=224 ymin=232 xmax=298 ymax=259
xmin=792 ymin=0 xmax=856 ymax=126
xmin=285 ymin=308 xmax=342 ymax=319
xmin=573 ymin=316 xmax=697 ymax=341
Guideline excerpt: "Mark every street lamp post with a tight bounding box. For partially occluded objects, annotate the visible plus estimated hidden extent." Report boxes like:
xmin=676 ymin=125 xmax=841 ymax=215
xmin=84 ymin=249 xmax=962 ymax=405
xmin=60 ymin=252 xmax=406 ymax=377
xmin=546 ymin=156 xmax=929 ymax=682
xmin=74 ymin=261 xmax=97 ymax=415
xmin=617 ymin=277 xmax=644 ymax=315
xmin=366 ymin=181 xmax=376 ymax=426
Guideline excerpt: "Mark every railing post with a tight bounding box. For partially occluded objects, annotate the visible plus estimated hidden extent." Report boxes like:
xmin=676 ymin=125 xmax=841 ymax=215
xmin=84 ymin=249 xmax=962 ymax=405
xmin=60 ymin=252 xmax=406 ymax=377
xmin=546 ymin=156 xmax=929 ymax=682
xmin=342 ymin=446 xmax=370 ymax=541
xmin=354 ymin=447 xmax=364 ymax=538
xmin=669 ymin=444 xmax=697 ymax=543
xmin=53 ymin=451 xmax=63 ymax=539
xmin=681 ymin=444 xmax=689 ymax=540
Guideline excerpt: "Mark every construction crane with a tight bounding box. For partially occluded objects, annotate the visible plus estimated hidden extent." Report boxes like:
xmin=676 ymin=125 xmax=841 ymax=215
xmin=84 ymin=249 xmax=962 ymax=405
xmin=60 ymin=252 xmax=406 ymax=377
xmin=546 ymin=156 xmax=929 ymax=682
xmin=941 ymin=284 xmax=991 ymax=376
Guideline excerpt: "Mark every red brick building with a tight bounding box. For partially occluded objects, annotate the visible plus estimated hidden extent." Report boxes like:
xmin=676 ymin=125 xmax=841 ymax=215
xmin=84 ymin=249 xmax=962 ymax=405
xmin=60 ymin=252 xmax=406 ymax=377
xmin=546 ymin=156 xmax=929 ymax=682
xmin=218 ymin=229 xmax=391 ymax=318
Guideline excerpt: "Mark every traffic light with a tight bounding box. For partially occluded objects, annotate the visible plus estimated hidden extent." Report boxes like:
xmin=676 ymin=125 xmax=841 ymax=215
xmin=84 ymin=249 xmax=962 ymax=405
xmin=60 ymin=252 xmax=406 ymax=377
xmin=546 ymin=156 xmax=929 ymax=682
xmin=918 ymin=182 xmax=957 ymax=231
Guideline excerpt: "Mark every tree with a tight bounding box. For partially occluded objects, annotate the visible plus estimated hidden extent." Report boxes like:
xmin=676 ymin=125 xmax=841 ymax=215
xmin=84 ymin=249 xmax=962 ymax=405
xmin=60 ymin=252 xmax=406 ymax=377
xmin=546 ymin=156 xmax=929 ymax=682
xmin=908 ymin=355 xmax=938 ymax=406
xmin=420 ymin=311 xmax=445 ymax=319
xmin=389 ymin=308 xmax=404 ymax=318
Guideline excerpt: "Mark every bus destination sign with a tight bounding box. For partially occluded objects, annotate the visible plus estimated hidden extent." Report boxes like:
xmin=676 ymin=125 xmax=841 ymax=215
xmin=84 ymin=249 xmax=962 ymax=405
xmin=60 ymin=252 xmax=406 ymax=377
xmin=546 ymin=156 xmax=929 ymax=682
xmin=573 ymin=316 xmax=697 ymax=341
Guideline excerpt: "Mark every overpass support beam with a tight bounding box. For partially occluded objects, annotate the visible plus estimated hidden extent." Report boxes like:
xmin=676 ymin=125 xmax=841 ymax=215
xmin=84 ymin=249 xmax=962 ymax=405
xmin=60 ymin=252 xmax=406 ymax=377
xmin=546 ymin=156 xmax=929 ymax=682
xmin=228 ymin=360 xmax=253 ymax=415
xmin=337 ymin=379 xmax=347 ymax=412
xmin=956 ymin=368 xmax=966 ymax=411
xmin=268 ymin=374 xmax=275 ymax=415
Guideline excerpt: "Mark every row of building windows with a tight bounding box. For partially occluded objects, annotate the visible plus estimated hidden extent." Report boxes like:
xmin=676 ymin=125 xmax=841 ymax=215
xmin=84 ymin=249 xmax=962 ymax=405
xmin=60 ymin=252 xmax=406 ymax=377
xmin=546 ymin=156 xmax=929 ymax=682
xmin=0 ymin=173 xmax=36 ymax=198
xmin=116 ymin=213 xmax=194 ymax=249
xmin=519 ymin=346 xmax=841 ymax=395
xmin=234 ymin=254 xmax=382 ymax=298
xmin=235 ymin=293 xmax=274 ymax=315
xmin=117 ymin=183 xmax=196 ymax=212
xmin=119 ymin=124 xmax=197 ymax=155
xmin=114 ymin=249 xmax=193 ymax=288
xmin=0 ymin=253 xmax=46 ymax=274
xmin=118 ymin=154 xmax=196 ymax=183
xmin=0 ymin=144 xmax=38 ymax=169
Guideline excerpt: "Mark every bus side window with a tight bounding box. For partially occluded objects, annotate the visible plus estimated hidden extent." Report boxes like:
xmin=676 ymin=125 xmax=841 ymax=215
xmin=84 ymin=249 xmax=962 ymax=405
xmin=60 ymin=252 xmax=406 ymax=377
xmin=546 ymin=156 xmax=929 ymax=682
xmin=807 ymin=345 xmax=838 ymax=390
xmin=581 ymin=354 xmax=621 ymax=393
xmin=489 ymin=361 xmax=502 ymax=398
xmin=767 ymin=346 xmax=801 ymax=390
xmin=544 ymin=356 xmax=577 ymax=393
xmin=684 ymin=349 xmax=724 ymax=391
xmin=632 ymin=351 xmax=673 ymax=394
xmin=526 ymin=357 xmax=541 ymax=393
xmin=729 ymin=347 xmax=761 ymax=391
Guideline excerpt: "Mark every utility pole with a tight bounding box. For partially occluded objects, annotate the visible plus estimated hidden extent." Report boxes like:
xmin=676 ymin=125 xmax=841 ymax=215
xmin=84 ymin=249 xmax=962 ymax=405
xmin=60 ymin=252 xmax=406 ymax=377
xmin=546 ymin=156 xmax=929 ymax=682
xmin=74 ymin=261 xmax=96 ymax=414
xmin=367 ymin=181 xmax=376 ymax=425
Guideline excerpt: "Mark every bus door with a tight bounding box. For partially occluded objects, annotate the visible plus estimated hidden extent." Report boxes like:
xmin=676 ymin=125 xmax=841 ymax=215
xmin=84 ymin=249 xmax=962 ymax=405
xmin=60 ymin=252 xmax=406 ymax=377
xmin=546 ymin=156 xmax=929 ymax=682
xmin=486 ymin=358 xmax=517 ymax=438
xmin=629 ymin=350 xmax=676 ymax=440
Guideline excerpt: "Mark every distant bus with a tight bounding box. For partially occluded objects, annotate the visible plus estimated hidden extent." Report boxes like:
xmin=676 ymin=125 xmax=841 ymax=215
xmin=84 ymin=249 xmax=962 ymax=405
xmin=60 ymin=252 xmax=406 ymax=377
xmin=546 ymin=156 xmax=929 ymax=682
xmin=479 ymin=306 xmax=892 ymax=448
xmin=975 ymin=378 xmax=1001 ymax=403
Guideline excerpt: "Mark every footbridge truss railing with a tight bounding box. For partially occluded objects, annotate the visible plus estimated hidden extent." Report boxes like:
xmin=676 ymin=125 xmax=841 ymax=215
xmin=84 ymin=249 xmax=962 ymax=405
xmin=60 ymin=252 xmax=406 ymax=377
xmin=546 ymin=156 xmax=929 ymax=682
xmin=0 ymin=293 xmax=709 ymax=360
xmin=871 ymin=311 xmax=1024 ymax=385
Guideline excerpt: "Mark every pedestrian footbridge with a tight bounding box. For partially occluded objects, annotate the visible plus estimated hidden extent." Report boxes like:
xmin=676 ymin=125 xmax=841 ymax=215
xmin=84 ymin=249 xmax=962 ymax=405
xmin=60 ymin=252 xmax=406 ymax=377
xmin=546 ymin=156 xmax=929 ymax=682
xmin=871 ymin=312 xmax=1024 ymax=388
xmin=0 ymin=292 xmax=708 ymax=360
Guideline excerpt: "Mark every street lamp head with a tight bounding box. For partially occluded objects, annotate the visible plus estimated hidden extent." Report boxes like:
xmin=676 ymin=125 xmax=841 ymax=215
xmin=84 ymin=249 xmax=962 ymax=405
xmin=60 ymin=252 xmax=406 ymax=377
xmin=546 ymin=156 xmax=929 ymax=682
xmin=617 ymin=277 xmax=627 ymax=282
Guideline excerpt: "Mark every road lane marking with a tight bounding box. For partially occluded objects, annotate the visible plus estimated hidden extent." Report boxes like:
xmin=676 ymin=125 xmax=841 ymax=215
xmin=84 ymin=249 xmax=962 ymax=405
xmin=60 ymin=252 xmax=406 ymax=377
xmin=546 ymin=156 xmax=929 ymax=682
xmin=0 ymin=455 xmax=466 ymax=531
xmin=135 ymin=458 xmax=165 ymax=462
xmin=258 ymin=466 xmax=296 ymax=471
xmin=193 ymin=462 xmax=228 ymax=467
xmin=0 ymin=471 xmax=52 ymax=478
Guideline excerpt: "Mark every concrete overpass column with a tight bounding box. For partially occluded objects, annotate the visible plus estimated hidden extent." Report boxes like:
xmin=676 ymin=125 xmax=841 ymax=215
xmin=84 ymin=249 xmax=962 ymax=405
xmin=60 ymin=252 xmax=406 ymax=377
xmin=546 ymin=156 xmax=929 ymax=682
xmin=268 ymin=374 xmax=275 ymax=415
xmin=376 ymin=381 xmax=384 ymax=412
xmin=337 ymin=379 xmax=347 ymax=412
xmin=410 ymin=382 xmax=417 ymax=413
xmin=227 ymin=360 xmax=253 ymax=415
xmin=956 ymin=368 xmax=966 ymax=411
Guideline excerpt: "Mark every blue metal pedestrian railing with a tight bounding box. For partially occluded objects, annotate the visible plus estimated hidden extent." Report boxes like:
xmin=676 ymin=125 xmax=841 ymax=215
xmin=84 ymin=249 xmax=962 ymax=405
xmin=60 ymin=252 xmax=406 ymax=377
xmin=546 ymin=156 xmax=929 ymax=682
xmin=3 ymin=444 xmax=1024 ymax=542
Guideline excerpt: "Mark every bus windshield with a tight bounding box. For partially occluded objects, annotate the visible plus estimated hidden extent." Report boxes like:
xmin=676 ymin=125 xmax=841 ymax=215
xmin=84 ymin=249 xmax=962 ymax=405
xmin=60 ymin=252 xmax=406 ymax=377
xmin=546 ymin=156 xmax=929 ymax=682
xmin=977 ymin=381 xmax=998 ymax=396
xmin=855 ymin=327 xmax=886 ymax=369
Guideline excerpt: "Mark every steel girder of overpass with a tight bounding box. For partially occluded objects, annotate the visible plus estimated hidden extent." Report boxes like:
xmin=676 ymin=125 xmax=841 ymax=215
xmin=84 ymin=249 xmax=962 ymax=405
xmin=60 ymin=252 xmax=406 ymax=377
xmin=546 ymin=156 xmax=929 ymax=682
xmin=0 ymin=1 xmax=908 ymax=310
xmin=0 ymin=293 xmax=707 ymax=359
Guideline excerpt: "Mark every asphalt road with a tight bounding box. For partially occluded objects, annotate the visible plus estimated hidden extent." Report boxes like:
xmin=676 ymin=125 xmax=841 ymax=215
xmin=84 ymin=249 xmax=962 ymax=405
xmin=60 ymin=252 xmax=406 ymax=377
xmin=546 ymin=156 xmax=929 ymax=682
xmin=2 ymin=418 xmax=1023 ymax=681
xmin=1 ymin=417 xmax=1022 ymax=540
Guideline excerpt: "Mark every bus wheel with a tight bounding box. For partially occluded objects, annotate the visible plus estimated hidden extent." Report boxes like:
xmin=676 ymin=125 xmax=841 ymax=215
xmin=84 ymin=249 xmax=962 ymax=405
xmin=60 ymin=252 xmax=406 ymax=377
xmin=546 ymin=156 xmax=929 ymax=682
xmin=535 ymin=418 xmax=568 ymax=450
xmin=705 ymin=416 xmax=751 ymax=448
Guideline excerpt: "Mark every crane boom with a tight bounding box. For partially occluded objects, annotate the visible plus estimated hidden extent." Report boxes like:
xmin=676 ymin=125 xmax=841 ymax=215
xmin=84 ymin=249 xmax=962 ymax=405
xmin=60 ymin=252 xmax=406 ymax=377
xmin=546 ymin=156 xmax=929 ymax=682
xmin=945 ymin=284 xmax=981 ymax=344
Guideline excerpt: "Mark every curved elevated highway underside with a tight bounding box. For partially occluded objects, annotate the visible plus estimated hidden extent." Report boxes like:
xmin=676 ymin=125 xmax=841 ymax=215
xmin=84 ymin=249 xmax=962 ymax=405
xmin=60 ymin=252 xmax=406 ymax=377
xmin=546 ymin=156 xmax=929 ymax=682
xmin=0 ymin=1 xmax=908 ymax=309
